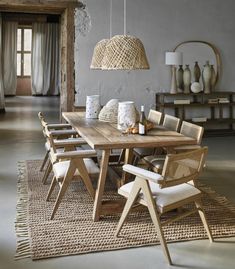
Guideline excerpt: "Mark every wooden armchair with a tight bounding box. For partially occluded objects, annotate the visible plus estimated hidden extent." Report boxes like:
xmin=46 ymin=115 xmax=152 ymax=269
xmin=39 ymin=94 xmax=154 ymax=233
xmin=130 ymin=110 xmax=163 ymax=165
xmin=173 ymin=121 xmax=204 ymax=153
xmin=115 ymin=147 xmax=213 ymax=265
xmin=38 ymin=112 xmax=79 ymax=172
xmin=45 ymin=127 xmax=100 ymax=220
xmin=162 ymin=114 xmax=180 ymax=132
xmin=143 ymin=120 xmax=201 ymax=174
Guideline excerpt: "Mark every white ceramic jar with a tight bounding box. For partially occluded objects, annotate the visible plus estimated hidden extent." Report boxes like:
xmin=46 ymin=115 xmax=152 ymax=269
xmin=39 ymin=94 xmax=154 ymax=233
xmin=85 ymin=95 xmax=101 ymax=119
xmin=117 ymin=101 xmax=136 ymax=131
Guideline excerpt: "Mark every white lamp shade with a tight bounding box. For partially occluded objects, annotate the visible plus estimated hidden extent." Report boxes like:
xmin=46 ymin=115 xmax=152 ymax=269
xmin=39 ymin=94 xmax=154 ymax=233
xmin=165 ymin=52 xmax=183 ymax=66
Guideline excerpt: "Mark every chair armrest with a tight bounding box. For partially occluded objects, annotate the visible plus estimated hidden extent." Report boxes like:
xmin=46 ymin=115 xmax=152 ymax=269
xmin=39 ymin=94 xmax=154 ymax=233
xmin=50 ymin=129 xmax=78 ymax=136
xmin=47 ymin=123 xmax=72 ymax=129
xmin=53 ymin=138 xmax=87 ymax=147
xmin=55 ymin=150 xmax=97 ymax=160
xmin=123 ymin=164 xmax=163 ymax=184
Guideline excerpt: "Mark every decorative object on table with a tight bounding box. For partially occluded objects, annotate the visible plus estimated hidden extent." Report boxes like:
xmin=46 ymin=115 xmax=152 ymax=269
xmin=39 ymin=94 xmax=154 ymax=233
xmin=210 ymin=64 xmax=216 ymax=91
xmin=193 ymin=61 xmax=201 ymax=82
xmin=85 ymin=95 xmax=101 ymax=119
xmin=165 ymin=51 xmax=183 ymax=94
xmin=138 ymin=105 xmax=147 ymax=135
xmin=117 ymin=101 xmax=136 ymax=131
xmin=98 ymin=99 xmax=119 ymax=123
xmin=191 ymin=82 xmax=203 ymax=93
xmin=101 ymin=0 xmax=149 ymax=70
xmin=183 ymin=64 xmax=191 ymax=94
xmin=176 ymin=65 xmax=184 ymax=92
xmin=202 ymin=61 xmax=212 ymax=94
xmin=90 ymin=0 xmax=113 ymax=69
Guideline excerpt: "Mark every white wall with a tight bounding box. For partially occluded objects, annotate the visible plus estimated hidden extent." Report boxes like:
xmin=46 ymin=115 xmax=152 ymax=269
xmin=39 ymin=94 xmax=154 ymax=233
xmin=75 ymin=0 xmax=235 ymax=112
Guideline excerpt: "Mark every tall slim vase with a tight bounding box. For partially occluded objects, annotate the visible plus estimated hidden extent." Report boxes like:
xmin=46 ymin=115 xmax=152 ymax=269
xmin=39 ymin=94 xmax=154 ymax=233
xmin=183 ymin=65 xmax=191 ymax=94
xmin=177 ymin=65 xmax=184 ymax=93
xmin=194 ymin=61 xmax=201 ymax=82
xmin=210 ymin=65 xmax=216 ymax=91
xmin=202 ymin=61 xmax=212 ymax=94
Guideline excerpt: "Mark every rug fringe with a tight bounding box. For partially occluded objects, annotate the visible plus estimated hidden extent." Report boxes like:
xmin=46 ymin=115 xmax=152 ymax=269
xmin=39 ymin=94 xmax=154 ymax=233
xmin=15 ymin=162 xmax=32 ymax=260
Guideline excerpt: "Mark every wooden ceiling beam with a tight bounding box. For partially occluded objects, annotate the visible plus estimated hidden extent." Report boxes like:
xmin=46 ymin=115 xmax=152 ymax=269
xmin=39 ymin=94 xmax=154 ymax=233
xmin=0 ymin=0 xmax=84 ymax=14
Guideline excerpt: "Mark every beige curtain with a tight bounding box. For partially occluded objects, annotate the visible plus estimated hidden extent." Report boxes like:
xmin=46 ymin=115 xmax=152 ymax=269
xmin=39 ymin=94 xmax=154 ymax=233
xmin=2 ymin=21 xmax=18 ymax=95
xmin=31 ymin=22 xmax=60 ymax=95
xmin=0 ymin=13 xmax=5 ymax=111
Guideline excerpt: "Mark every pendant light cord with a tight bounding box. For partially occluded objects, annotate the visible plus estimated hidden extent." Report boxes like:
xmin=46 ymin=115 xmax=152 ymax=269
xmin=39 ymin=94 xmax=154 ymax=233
xmin=110 ymin=0 xmax=113 ymax=38
xmin=124 ymin=0 xmax=126 ymax=35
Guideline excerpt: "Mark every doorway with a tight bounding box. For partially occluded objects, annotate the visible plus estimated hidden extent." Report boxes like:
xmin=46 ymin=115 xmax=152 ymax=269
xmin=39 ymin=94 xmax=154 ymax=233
xmin=16 ymin=26 xmax=32 ymax=96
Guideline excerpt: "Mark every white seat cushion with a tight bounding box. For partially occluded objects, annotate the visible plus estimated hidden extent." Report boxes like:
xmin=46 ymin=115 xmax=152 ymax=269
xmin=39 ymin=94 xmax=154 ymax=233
xmin=134 ymin=147 xmax=155 ymax=157
xmin=53 ymin=159 xmax=100 ymax=179
xmin=119 ymin=181 xmax=201 ymax=208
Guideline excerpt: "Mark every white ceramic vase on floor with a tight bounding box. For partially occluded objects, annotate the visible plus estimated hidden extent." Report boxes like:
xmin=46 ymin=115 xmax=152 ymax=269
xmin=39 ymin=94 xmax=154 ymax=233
xmin=86 ymin=95 xmax=101 ymax=119
xmin=117 ymin=101 xmax=136 ymax=131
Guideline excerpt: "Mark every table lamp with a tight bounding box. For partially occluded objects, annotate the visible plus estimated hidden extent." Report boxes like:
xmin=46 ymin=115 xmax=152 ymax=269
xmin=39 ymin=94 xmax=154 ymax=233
xmin=165 ymin=52 xmax=183 ymax=94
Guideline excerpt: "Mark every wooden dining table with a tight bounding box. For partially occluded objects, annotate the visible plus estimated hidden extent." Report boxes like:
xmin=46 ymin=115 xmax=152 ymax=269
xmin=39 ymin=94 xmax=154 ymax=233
xmin=63 ymin=112 xmax=197 ymax=221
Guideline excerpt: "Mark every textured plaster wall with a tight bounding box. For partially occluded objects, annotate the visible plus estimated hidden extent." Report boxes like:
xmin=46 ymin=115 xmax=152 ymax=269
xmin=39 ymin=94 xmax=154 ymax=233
xmin=74 ymin=0 xmax=235 ymax=112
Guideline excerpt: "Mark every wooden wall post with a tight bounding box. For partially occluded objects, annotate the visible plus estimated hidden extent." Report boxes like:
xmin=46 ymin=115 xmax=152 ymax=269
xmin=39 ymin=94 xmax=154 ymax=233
xmin=60 ymin=6 xmax=75 ymax=116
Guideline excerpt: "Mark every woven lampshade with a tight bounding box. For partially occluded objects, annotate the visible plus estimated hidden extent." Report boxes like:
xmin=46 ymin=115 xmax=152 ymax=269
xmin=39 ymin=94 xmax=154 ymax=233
xmin=90 ymin=39 xmax=109 ymax=69
xmin=101 ymin=35 xmax=149 ymax=70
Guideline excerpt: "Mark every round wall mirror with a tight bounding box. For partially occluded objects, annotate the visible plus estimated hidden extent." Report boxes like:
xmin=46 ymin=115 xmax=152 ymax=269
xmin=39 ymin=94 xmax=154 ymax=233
xmin=174 ymin=41 xmax=221 ymax=87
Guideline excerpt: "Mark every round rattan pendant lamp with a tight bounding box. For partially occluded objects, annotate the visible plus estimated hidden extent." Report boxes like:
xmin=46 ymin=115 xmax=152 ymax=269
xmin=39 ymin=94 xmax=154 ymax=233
xmin=90 ymin=0 xmax=113 ymax=69
xmin=101 ymin=0 xmax=149 ymax=70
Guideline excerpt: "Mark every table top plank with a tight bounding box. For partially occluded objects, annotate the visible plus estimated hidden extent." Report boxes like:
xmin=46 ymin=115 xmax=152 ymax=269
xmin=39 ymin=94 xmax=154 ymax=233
xmin=63 ymin=112 xmax=196 ymax=149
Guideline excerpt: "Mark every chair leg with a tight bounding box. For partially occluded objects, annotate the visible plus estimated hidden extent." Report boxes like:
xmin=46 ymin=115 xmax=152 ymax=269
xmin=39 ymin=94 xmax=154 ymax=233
xmin=195 ymin=199 xmax=214 ymax=243
xmin=50 ymin=163 xmax=76 ymax=220
xmin=40 ymin=151 xmax=49 ymax=171
xmin=115 ymin=180 xmax=141 ymax=237
xmin=132 ymin=155 xmax=139 ymax=166
xmin=141 ymin=180 xmax=172 ymax=265
xmin=46 ymin=176 xmax=57 ymax=201
xmin=42 ymin=162 xmax=52 ymax=185
xmin=74 ymin=159 xmax=95 ymax=199
xmin=117 ymin=149 xmax=125 ymax=165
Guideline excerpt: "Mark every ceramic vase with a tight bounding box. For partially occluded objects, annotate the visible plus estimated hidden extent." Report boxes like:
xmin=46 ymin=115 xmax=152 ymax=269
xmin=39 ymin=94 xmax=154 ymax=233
xmin=117 ymin=101 xmax=136 ymax=131
xmin=202 ymin=61 xmax=212 ymax=94
xmin=183 ymin=65 xmax=191 ymax=94
xmin=86 ymin=95 xmax=101 ymax=119
xmin=194 ymin=61 xmax=201 ymax=82
xmin=176 ymin=65 xmax=184 ymax=93
xmin=210 ymin=65 xmax=216 ymax=91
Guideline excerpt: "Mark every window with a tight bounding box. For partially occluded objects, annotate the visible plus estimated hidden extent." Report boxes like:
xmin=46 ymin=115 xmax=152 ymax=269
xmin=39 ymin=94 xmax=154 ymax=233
xmin=17 ymin=27 xmax=32 ymax=77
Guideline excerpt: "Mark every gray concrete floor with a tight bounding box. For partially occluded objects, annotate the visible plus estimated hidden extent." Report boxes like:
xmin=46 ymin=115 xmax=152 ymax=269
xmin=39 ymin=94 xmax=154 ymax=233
xmin=0 ymin=96 xmax=235 ymax=269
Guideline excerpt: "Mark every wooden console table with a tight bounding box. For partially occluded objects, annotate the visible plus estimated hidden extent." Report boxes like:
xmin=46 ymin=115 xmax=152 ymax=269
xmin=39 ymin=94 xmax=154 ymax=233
xmin=63 ymin=112 xmax=196 ymax=221
xmin=156 ymin=91 xmax=235 ymax=137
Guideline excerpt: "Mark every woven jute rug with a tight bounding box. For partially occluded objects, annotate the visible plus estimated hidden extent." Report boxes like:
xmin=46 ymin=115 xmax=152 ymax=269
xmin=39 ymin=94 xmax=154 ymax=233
xmin=15 ymin=160 xmax=235 ymax=260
